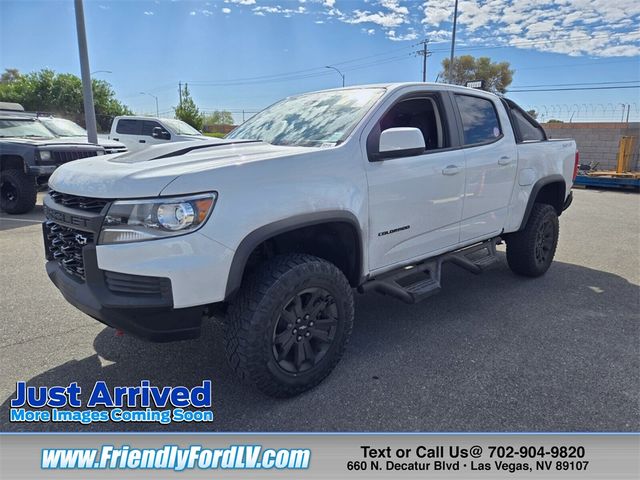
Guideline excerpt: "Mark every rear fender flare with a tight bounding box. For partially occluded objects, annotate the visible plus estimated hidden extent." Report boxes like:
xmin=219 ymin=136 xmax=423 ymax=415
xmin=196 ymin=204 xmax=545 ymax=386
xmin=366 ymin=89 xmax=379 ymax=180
xmin=518 ymin=175 xmax=566 ymax=231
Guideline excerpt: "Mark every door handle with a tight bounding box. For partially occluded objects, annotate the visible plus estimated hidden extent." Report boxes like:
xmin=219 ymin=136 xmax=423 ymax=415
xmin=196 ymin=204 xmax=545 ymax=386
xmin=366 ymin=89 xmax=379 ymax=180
xmin=498 ymin=156 xmax=512 ymax=165
xmin=442 ymin=165 xmax=462 ymax=175
xmin=112 ymin=138 xmax=119 ymax=141
xmin=139 ymin=139 xmax=146 ymax=143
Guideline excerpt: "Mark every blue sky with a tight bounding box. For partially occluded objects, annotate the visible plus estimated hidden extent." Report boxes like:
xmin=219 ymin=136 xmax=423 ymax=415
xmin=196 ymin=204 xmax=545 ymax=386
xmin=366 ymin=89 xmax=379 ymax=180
xmin=1 ymin=0 xmax=639 ymax=123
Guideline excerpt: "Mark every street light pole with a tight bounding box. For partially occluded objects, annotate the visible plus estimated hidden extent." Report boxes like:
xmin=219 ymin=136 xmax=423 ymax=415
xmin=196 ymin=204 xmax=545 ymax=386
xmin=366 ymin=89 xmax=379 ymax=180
xmin=74 ymin=0 xmax=98 ymax=144
xmin=449 ymin=0 xmax=459 ymax=84
xmin=140 ymin=92 xmax=159 ymax=117
xmin=325 ymin=65 xmax=345 ymax=87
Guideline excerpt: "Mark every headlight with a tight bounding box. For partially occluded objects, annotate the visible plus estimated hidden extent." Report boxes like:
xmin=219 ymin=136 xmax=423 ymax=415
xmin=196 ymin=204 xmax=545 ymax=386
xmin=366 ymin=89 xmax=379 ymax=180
xmin=99 ymin=193 xmax=217 ymax=244
xmin=38 ymin=150 xmax=52 ymax=161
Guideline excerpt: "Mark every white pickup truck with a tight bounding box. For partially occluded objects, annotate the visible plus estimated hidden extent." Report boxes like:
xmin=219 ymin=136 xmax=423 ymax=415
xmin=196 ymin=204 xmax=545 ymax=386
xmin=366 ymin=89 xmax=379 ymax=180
xmin=43 ymin=83 xmax=577 ymax=397
xmin=108 ymin=116 xmax=210 ymax=152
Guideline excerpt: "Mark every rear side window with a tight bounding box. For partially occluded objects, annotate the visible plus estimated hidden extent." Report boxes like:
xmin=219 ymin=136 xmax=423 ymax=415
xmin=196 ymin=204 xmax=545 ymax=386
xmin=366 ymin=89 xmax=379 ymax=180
xmin=455 ymin=95 xmax=502 ymax=146
xmin=116 ymin=119 xmax=142 ymax=135
xmin=510 ymin=107 xmax=545 ymax=142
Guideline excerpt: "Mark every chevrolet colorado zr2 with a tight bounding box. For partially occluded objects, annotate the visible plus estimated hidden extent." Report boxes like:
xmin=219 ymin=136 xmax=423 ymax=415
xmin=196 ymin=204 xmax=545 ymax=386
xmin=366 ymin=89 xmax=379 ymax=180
xmin=42 ymin=83 xmax=577 ymax=397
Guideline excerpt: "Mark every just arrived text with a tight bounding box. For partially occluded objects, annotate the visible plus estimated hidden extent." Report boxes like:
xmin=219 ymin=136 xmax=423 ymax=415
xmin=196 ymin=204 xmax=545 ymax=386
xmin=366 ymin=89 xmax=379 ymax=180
xmin=10 ymin=380 xmax=212 ymax=409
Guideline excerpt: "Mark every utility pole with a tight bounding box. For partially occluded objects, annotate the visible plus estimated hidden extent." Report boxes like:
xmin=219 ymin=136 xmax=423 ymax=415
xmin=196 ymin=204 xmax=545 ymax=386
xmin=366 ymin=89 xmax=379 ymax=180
xmin=449 ymin=0 xmax=459 ymax=83
xmin=415 ymin=39 xmax=432 ymax=82
xmin=178 ymin=82 xmax=183 ymax=107
xmin=74 ymin=0 xmax=98 ymax=144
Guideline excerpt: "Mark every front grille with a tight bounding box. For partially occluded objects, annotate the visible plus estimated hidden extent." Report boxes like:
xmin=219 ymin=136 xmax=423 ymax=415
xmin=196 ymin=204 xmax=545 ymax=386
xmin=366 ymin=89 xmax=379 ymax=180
xmin=44 ymin=221 xmax=93 ymax=279
xmin=51 ymin=150 xmax=99 ymax=164
xmin=104 ymin=147 xmax=127 ymax=155
xmin=104 ymin=271 xmax=171 ymax=297
xmin=49 ymin=190 xmax=110 ymax=213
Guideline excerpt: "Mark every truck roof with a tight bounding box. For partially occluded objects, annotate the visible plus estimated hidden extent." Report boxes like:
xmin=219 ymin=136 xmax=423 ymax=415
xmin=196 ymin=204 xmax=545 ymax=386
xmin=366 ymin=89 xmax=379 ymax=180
xmin=113 ymin=115 xmax=176 ymax=122
xmin=326 ymin=81 xmax=496 ymax=92
xmin=285 ymin=82 xmax=502 ymax=100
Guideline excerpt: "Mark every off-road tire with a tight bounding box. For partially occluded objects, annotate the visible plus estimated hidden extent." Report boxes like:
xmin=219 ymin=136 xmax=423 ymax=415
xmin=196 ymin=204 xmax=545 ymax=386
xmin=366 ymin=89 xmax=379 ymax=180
xmin=224 ymin=254 xmax=354 ymax=397
xmin=506 ymin=203 xmax=559 ymax=277
xmin=0 ymin=168 xmax=37 ymax=214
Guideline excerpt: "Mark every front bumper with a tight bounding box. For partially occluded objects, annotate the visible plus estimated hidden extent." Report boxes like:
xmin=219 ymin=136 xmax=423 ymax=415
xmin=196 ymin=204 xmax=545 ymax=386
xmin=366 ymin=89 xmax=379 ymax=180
xmin=43 ymin=191 xmax=235 ymax=341
xmin=46 ymin=246 xmax=205 ymax=342
xmin=27 ymin=165 xmax=57 ymax=176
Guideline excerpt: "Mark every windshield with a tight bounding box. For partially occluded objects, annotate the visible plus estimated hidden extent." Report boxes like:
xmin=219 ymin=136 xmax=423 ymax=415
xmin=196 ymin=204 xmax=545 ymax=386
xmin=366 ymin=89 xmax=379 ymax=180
xmin=163 ymin=119 xmax=202 ymax=135
xmin=227 ymin=88 xmax=385 ymax=147
xmin=0 ymin=119 xmax=56 ymax=138
xmin=39 ymin=117 xmax=86 ymax=137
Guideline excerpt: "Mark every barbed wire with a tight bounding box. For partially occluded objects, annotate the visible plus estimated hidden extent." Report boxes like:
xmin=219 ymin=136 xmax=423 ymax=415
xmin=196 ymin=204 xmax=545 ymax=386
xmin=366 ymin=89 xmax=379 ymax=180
xmin=523 ymin=103 xmax=640 ymax=122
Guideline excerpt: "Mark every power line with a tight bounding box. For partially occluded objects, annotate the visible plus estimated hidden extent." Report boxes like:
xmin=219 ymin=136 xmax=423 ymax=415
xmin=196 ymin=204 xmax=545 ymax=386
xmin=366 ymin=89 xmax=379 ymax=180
xmin=127 ymin=31 xmax=633 ymax=95
xmin=509 ymin=85 xmax=640 ymax=92
xmin=511 ymin=80 xmax=640 ymax=88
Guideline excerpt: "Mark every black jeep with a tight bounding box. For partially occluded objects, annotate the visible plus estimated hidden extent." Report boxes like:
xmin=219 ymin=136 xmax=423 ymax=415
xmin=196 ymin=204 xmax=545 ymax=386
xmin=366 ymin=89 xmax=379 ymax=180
xmin=0 ymin=107 xmax=104 ymax=214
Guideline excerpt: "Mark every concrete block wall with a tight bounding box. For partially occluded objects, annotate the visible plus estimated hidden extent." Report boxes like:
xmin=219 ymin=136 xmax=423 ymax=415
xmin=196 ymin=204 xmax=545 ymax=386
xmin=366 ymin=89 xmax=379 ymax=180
xmin=542 ymin=122 xmax=640 ymax=172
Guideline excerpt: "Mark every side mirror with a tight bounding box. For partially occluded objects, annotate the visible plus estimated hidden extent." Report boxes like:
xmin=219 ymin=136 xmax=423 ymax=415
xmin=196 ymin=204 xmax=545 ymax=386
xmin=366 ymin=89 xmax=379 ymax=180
xmin=152 ymin=126 xmax=170 ymax=140
xmin=378 ymin=127 xmax=425 ymax=159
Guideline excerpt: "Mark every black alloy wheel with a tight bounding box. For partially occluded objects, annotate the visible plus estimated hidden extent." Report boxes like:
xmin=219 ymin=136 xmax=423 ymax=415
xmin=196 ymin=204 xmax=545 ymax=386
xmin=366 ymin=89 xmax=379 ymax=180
xmin=272 ymin=287 xmax=338 ymax=374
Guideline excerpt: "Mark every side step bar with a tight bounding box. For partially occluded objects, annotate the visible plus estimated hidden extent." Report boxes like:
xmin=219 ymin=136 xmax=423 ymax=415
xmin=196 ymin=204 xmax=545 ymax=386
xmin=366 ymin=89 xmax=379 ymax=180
xmin=359 ymin=237 xmax=501 ymax=304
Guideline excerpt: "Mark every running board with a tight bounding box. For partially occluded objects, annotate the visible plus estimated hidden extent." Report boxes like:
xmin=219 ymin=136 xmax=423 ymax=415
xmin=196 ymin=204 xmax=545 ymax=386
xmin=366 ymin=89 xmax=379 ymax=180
xmin=359 ymin=237 xmax=500 ymax=304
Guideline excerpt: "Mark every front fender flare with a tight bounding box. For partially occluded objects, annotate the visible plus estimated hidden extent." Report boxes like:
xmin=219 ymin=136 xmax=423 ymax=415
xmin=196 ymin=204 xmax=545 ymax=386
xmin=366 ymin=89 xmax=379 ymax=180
xmin=224 ymin=210 xmax=364 ymax=300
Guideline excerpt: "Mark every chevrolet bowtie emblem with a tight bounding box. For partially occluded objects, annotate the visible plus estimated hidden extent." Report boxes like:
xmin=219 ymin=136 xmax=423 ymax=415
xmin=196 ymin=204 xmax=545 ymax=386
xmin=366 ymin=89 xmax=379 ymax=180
xmin=75 ymin=233 xmax=88 ymax=245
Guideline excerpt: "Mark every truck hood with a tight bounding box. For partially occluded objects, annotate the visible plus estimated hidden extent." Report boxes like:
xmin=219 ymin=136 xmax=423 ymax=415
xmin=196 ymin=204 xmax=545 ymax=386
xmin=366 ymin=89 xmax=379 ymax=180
xmin=48 ymin=139 xmax=318 ymax=198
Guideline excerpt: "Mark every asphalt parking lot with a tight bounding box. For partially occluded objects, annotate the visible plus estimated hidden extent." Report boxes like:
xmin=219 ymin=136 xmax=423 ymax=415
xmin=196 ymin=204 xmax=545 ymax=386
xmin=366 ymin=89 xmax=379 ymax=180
xmin=0 ymin=189 xmax=638 ymax=432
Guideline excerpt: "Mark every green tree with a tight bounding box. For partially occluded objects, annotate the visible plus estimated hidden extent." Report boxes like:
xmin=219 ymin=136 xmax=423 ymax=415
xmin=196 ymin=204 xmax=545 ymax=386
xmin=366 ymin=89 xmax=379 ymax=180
xmin=203 ymin=110 xmax=234 ymax=126
xmin=0 ymin=68 xmax=21 ymax=84
xmin=441 ymin=55 xmax=514 ymax=93
xmin=174 ymin=84 xmax=202 ymax=130
xmin=547 ymin=119 xmax=564 ymax=123
xmin=0 ymin=68 xmax=131 ymax=131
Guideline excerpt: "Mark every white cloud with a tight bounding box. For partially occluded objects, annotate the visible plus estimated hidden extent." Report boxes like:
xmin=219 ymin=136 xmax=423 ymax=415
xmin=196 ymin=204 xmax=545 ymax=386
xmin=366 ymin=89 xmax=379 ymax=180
xmin=202 ymin=9 xmax=213 ymax=16
xmin=252 ymin=5 xmax=307 ymax=17
xmin=387 ymin=28 xmax=418 ymax=41
xmin=222 ymin=7 xmax=231 ymax=14
xmin=189 ymin=11 xmax=196 ymax=16
xmin=416 ymin=0 xmax=640 ymax=57
xmin=185 ymin=0 xmax=640 ymax=56
xmin=143 ymin=11 xmax=154 ymax=16
xmin=99 ymin=4 xmax=109 ymax=10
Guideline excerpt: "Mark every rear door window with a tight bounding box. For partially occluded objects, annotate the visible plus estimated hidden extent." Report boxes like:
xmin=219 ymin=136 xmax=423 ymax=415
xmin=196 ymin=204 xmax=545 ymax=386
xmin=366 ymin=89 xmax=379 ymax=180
xmin=116 ymin=119 xmax=142 ymax=135
xmin=455 ymin=95 xmax=502 ymax=146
